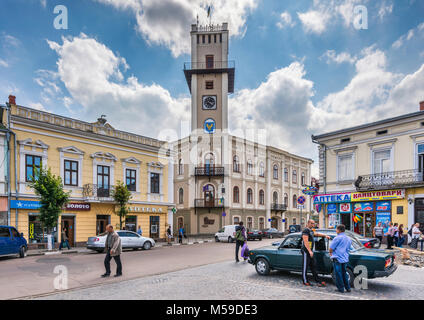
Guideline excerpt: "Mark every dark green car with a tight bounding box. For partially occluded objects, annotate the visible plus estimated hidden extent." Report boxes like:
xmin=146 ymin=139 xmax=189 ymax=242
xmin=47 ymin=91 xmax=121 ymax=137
xmin=248 ymin=229 xmax=397 ymax=286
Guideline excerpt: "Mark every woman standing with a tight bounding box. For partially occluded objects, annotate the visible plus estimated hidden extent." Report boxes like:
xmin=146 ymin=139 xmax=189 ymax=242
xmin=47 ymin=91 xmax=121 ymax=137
xmin=397 ymin=224 xmax=405 ymax=248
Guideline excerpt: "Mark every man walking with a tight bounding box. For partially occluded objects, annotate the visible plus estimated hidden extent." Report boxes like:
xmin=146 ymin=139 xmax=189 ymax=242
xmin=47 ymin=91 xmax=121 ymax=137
xmin=137 ymin=225 xmax=142 ymax=236
xmin=178 ymin=226 xmax=185 ymax=244
xmin=301 ymin=219 xmax=330 ymax=287
xmin=102 ymin=225 xmax=122 ymax=278
xmin=373 ymin=222 xmax=384 ymax=247
xmin=329 ymin=224 xmax=352 ymax=293
xmin=167 ymin=225 xmax=172 ymax=244
xmin=235 ymin=221 xmax=246 ymax=263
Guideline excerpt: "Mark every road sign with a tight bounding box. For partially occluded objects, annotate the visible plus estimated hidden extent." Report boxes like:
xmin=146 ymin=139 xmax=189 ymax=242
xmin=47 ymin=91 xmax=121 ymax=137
xmin=297 ymin=196 xmax=306 ymax=205
xmin=302 ymin=186 xmax=318 ymax=196
xmin=222 ymin=212 xmax=226 ymax=217
xmin=297 ymin=204 xmax=305 ymax=209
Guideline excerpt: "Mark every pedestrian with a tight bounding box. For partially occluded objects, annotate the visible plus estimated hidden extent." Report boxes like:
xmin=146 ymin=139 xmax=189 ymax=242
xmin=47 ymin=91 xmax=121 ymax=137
xmin=102 ymin=224 xmax=122 ymax=278
xmin=301 ymin=219 xmax=330 ymax=287
xmin=235 ymin=221 xmax=247 ymax=263
xmin=373 ymin=222 xmax=384 ymax=248
xmin=59 ymin=227 xmax=70 ymax=250
xmin=178 ymin=226 xmax=185 ymax=244
xmin=386 ymin=223 xmax=395 ymax=249
xmin=241 ymin=240 xmax=250 ymax=261
xmin=393 ymin=223 xmax=399 ymax=247
xmin=411 ymin=223 xmax=422 ymax=249
xmin=137 ymin=225 xmax=142 ymax=236
xmin=167 ymin=225 xmax=172 ymax=244
xmin=329 ymin=224 xmax=352 ymax=293
xmin=397 ymin=224 xmax=405 ymax=248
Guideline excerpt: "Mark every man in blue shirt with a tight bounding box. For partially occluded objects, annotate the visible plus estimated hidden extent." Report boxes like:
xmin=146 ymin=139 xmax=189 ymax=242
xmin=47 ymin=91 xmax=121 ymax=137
xmin=329 ymin=224 xmax=352 ymax=293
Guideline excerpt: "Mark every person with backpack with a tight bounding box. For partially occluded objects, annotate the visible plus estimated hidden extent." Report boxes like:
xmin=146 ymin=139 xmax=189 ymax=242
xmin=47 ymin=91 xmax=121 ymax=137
xmin=235 ymin=221 xmax=247 ymax=263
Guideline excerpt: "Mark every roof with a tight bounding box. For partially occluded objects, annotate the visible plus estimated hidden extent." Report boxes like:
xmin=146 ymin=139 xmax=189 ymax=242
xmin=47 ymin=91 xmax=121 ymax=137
xmin=312 ymin=110 xmax=424 ymax=141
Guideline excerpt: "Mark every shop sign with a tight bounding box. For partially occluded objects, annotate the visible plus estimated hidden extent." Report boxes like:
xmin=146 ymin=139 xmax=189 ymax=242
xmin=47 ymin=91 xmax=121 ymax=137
xmin=313 ymin=193 xmax=351 ymax=204
xmin=327 ymin=204 xmax=338 ymax=214
xmin=66 ymin=203 xmax=91 ymax=211
xmin=376 ymin=212 xmax=391 ymax=234
xmin=376 ymin=201 xmax=391 ymax=212
xmin=10 ymin=200 xmax=41 ymax=209
xmin=127 ymin=206 xmax=164 ymax=213
xmin=353 ymin=202 xmax=374 ymax=212
xmin=302 ymin=186 xmax=318 ymax=196
xmin=339 ymin=203 xmax=352 ymax=214
xmin=351 ymin=189 xmax=404 ymax=202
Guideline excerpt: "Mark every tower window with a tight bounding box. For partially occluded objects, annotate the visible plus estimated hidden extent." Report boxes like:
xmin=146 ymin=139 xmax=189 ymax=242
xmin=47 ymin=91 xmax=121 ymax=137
xmin=202 ymin=35 xmax=205 ymax=44
xmin=197 ymin=35 xmax=200 ymax=44
xmin=206 ymin=81 xmax=214 ymax=89
xmin=214 ymin=34 xmax=217 ymax=43
xmin=208 ymin=34 xmax=211 ymax=43
xmin=219 ymin=34 xmax=222 ymax=43
xmin=206 ymin=55 xmax=214 ymax=69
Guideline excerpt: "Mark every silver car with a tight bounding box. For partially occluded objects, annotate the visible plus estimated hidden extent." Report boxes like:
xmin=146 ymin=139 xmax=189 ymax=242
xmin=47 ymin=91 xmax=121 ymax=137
xmin=87 ymin=230 xmax=155 ymax=253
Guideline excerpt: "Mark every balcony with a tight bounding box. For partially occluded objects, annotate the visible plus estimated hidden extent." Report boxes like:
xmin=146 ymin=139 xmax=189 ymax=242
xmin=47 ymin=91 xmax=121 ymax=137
xmin=271 ymin=204 xmax=288 ymax=212
xmin=355 ymin=169 xmax=424 ymax=191
xmin=195 ymin=166 xmax=225 ymax=177
xmin=194 ymin=199 xmax=225 ymax=208
xmin=183 ymin=61 xmax=235 ymax=93
xmin=83 ymin=184 xmax=115 ymax=201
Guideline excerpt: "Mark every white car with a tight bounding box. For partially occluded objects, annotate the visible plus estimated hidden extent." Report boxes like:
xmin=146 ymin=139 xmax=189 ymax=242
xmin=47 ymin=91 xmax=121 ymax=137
xmin=87 ymin=230 xmax=155 ymax=253
xmin=215 ymin=225 xmax=238 ymax=243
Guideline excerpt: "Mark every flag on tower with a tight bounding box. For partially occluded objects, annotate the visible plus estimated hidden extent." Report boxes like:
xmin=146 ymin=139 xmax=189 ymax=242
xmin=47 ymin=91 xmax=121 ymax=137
xmin=207 ymin=6 xmax=211 ymax=18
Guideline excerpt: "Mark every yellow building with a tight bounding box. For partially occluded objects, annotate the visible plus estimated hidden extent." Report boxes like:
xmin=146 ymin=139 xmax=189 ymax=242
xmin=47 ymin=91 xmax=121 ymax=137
xmin=5 ymin=97 xmax=175 ymax=247
xmin=312 ymin=101 xmax=424 ymax=237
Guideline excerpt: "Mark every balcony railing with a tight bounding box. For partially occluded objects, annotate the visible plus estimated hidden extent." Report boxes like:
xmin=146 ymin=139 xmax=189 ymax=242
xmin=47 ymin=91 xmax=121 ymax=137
xmin=355 ymin=169 xmax=424 ymax=191
xmin=83 ymin=184 xmax=115 ymax=200
xmin=184 ymin=61 xmax=235 ymax=71
xmin=195 ymin=167 xmax=225 ymax=177
xmin=194 ymin=199 xmax=225 ymax=208
xmin=271 ymin=203 xmax=288 ymax=211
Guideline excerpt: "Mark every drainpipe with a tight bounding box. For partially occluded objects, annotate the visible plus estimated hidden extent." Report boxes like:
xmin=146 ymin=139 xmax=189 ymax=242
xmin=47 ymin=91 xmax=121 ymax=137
xmin=6 ymin=102 xmax=18 ymax=229
xmin=1 ymin=103 xmax=14 ymax=227
xmin=312 ymin=137 xmax=327 ymax=228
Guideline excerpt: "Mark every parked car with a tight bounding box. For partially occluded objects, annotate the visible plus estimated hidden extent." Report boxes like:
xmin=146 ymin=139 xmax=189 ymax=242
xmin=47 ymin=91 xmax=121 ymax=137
xmin=247 ymin=229 xmax=263 ymax=241
xmin=248 ymin=229 xmax=397 ymax=286
xmin=317 ymin=229 xmax=381 ymax=249
xmin=215 ymin=225 xmax=238 ymax=243
xmin=261 ymin=228 xmax=284 ymax=239
xmin=87 ymin=230 xmax=155 ymax=253
xmin=0 ymin=225 xmax=27 ymax=258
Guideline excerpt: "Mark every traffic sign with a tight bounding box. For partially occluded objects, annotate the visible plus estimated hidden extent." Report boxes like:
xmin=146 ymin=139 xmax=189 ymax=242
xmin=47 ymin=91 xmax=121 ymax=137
xmin=302 ymin=186 xmax=318 ymax=196
xmin=222 ymin=212 xmax=226 ymax=217
xmin=297 ymin=196 xmax=306 ymax=205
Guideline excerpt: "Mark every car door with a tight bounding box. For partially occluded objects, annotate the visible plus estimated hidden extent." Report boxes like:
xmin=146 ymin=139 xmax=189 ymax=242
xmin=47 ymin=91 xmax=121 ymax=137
xmin=313 ymin=237 xmax=333 ymax=274
xmin=126 ymin=231 xmax=140 ymax=248
xmin=117 ymin=231 xmax=129 ymax=248
xmin=0 ymin=227 xmax=12 ymax=255
xmin=9 ymin=228 xmax=20 ymax=254
xmin=276 ymin=235 xmax=302 ymax=270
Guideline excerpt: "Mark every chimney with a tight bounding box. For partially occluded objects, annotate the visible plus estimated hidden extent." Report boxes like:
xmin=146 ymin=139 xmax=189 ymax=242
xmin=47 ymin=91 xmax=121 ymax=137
xmin=420 ymin=101 xmax=424 ymax=111
xmin=8 ymin=95 xmax=16 ymax=105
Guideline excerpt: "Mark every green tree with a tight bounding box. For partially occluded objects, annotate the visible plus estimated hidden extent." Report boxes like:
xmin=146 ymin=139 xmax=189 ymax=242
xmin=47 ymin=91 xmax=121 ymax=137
xmin=29 ymin=167 xmax=70 ymax=236
xmin=113 ymin=181 xmax=132 ymax=230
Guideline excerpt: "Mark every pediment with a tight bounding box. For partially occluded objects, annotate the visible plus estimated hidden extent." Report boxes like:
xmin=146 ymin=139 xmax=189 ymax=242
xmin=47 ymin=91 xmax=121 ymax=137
xmin=18 ymin=138 xmax=49 ymax=150
xmin=58 ymin=146 xmax=85 ymax=155
xmin=91 ymin=152 xmax=117 ymax=161
xmin=122 ymin=157 xmax=141 ymax=164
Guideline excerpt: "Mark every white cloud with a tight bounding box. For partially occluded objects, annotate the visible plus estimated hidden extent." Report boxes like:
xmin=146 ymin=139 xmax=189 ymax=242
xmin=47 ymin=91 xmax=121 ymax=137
xmin=40 ymin=0 xmax=47 ymax=8
xmin=276 ymin=11 xmax=295 ymax=29
xmin=1 ymin=33 xmax=21 ymax=48
xmin=93 ymin=0 xmax=258 ymax=57
xmin=378 ymin=1 xmax=393 ymax=21
xmin=0 ymin=58 xmax=8 ymax=68
xmin=297 ymin=10 xmax=330 ymax=34
xmin=28 ymin=102 xmax=47 ymax=111
xmin=46 ymin=34 xmax=190 ymax=140
xmin=393 ymin=22 xmax=424 ymax=49
xmin=321 ymin=50 xmax=357 ymax=65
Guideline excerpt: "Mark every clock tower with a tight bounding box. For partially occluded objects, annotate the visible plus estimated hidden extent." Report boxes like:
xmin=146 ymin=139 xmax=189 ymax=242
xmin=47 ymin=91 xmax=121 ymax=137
xmin=184 ymin=23 xmax=235 ymax=135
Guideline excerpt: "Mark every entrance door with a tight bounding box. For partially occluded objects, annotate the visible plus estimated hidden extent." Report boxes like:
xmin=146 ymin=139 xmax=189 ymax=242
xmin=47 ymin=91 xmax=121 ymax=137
xmin=271 ymin=217 xmax=278 ymax=229
xmin=150 ymin=216 xmax=160 ymax=239
xmin=96 ymin=215 xmax=110 ymax=235
xmin=204 ymin=184 xmax=215 ymax=207
xmin=364 ymin=213 xmax=375 ymax=238
xmin=61 ymin=216 xmax=75 ymax=246
xmin=415 ymin=199 xmax=424 ymax=233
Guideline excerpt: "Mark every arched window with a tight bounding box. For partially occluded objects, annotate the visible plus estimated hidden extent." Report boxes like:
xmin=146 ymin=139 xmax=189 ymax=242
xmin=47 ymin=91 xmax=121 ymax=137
xmin=247 ymin=160 xmax=253 ymax=175
xmin=233 ymin=186 xmax=240 ymax=203
xmin=273 ymin=191 xmax=278 ymax=204
xmin=178 ymin=188 xmax=184 ymax=204
xmin=205 ymin=153 xmax=215 ymax=167
xmin=178 ymin=159 xmax=183 ymax=175
xmin=284 ymin=168 xmax=289 ymax=182
xmin=233 ymin=155 xmax=240 ymax=173
xmin=301 ymin=172 xmax=306 ymax=186
xmin=293 ymin=194 xmax=297 ymax=208
xmin=273 ymin=164 xmax=278 ymax=179
xmin=284 ymin=193 xmax=288 ymax=207
xmin=247 ymin=217 xmax=253 ymax=230
xmin=247 ymin=188 xmax=253 ymax=204
xmin=259 ymin=162 xmax=265 ymax=177
xmin=293 ymin=170 xmax=297 ymax=184
xmin=259 ymin=190 xmax=265 ymax=205
xmin=259 ymin=217 xmax=265 ymax=230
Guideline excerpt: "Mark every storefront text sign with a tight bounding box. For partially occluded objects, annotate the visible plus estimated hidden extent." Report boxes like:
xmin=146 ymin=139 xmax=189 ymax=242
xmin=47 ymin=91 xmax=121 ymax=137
xmin=313 ymin=193 xmax=351 ymax=204
xmin=66 ymin=203 xmax=91 ymax=211
xmin=127 ymin=206 xmax=164 ymax=213
xmin=351 ymin=189 xmax=405 ymax=202
xmin=10 ymin=200 xmax=41 ymax=209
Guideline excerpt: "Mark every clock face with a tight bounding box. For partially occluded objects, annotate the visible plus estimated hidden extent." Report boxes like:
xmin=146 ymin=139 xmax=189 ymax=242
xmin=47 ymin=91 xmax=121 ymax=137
xmin=202 ymin=96 xmax=217 ymax=110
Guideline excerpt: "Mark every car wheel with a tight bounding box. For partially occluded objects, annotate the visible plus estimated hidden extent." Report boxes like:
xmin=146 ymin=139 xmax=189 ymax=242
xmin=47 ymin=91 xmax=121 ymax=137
xmin=270 ymin=235 xmax=273 ymax=239
xmin=259 ymin=237 xmax=262 ymax=241
xmin=228 ymin=237 xmax=233 ymax=243
xmin=215 ymin=236 xmax=220 ymax=242
xmin=96 ymin=249 xmax=104 ymax=254
xmin=19 ymin=246 xmax=26 ymax=258
xmin=143 ymin=241 xmax=152 ymax=250
xmin=255 ymin=258 xmax=270 ymax=276
xmin=332 ymin=267 xmax=355 ymax=288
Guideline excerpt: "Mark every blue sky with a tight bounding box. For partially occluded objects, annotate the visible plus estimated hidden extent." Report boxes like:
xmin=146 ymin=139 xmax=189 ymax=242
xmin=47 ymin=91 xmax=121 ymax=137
xmin=0 ymin=0 xmax=423 ymax=175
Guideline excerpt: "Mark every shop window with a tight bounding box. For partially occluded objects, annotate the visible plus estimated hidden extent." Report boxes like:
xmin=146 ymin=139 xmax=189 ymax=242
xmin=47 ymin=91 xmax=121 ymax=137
xmin=126 ymin=169 xmax=137 ymax=192
xmin=28 ymin=215 xmax=54 ymax=244
xmin=125 ymin=216 xmax=137 ymax=232
xmin=26 ymin=155 xmax=42 ymax=182
xmin=150 ymin=173 xmax=160 ymax=194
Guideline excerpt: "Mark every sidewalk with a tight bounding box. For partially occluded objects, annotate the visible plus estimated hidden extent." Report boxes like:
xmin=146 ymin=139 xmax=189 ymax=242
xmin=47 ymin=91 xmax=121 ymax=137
xmin=26 ymin=236 xmax=215 ymax=257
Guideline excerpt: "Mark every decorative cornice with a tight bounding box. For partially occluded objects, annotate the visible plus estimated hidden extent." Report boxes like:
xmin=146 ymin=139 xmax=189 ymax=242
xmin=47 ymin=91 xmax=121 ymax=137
xmin=18 ymin=138 xmax=49 ymax=150
xmin=122 ymin=157 xmax=142 ymax=165
xmin=58 ymin=146 xmax=85 ymax=155
xmin=91 ymin=151 xmax=117 ymax=162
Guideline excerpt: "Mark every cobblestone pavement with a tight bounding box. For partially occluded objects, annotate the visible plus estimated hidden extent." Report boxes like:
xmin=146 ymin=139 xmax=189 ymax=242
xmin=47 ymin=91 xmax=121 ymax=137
xmin=33 ymin=260 xmax=424 ymax=300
